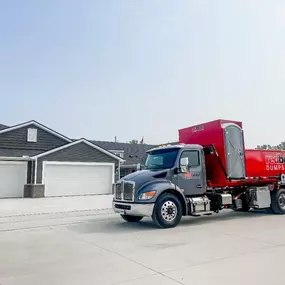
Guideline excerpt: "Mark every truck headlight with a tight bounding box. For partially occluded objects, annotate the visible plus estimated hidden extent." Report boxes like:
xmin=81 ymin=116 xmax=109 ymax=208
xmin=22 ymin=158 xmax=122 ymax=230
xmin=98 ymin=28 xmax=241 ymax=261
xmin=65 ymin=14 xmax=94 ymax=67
xmin=139 ymin=191 xmax=156 ymax=200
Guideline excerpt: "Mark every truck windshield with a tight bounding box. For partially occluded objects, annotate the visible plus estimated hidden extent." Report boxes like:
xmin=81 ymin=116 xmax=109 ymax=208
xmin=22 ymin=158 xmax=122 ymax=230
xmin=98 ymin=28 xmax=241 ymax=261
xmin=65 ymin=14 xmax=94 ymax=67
xmin=145 ymin=148 xmax=179 ymax=170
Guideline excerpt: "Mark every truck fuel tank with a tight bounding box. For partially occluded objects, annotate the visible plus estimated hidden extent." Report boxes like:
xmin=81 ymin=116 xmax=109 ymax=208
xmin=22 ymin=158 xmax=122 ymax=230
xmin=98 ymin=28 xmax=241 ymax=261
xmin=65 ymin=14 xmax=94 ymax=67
xmin=187 ymin=196 xmax=211 ymax=215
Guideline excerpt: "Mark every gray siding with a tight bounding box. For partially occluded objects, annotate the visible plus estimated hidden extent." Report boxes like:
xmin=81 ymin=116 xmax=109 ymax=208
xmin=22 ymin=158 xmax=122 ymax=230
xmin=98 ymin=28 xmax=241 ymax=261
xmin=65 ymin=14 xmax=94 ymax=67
xmin=0 ymin=124 xmax=68 ymax=152
xmin=0 ymin=148 xmax=42 ymax=157
xmin=36 ymin=142 xmax=119 ymax=183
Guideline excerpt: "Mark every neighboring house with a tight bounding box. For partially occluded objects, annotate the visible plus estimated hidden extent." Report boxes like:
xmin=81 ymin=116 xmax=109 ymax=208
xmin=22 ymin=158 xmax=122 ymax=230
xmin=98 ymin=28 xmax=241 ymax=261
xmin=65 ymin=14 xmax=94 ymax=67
xmin=91 ymin=141 xmax=180 ymax=178
xmin=0 ymin=121 xmax=123 ymax=198
xmin=91 ymin=141 xmax=156 ymax=178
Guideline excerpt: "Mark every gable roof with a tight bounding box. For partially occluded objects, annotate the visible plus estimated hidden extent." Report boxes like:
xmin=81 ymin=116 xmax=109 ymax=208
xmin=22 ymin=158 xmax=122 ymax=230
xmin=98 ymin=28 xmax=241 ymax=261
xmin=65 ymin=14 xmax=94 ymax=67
xmin=32 ymin=138 xmax=125 ymax=162
xmin=0 ymin=120 xmax=72 ymax=143
xmin=91 ymin=140 xmax=156 ymax=166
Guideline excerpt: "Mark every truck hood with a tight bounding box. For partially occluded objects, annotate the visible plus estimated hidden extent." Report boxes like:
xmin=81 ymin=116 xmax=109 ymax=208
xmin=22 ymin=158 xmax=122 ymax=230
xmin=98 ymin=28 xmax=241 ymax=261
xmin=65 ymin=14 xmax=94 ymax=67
xmin=122 ymin=169 xmax=169 ymax=190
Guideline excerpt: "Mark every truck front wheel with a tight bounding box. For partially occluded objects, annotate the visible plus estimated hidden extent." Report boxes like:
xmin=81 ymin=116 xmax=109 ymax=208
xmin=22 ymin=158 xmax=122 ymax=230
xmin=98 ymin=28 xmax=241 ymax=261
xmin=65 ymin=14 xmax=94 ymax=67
xmin=152 ymin=193 xmax=182 ymax=228
xmin=270 ymin=189 xmax=285 ymax=215
xmin=121 ymin=215 xmax=143 ymax=222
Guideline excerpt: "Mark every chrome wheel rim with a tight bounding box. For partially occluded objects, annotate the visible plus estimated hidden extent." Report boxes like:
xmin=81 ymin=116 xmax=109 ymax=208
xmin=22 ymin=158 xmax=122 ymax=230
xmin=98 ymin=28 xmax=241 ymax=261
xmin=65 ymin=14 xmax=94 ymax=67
xmin=279 ymin=193 xmax=285 ymax=209
xmin=161 ymin=201 xmax=177 ymax=222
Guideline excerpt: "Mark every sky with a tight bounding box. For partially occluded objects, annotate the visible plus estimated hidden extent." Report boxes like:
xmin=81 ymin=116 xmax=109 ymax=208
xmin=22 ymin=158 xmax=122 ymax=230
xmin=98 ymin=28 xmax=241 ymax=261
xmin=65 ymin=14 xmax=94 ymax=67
xmin=0 ymin=0 xmax=285 ymax=148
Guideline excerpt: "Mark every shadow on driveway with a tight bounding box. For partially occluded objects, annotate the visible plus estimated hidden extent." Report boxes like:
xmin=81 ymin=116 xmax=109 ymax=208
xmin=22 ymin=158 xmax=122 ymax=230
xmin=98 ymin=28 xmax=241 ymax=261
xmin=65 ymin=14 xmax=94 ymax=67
xmin=69 ymin=209 xmax=273 ymax=235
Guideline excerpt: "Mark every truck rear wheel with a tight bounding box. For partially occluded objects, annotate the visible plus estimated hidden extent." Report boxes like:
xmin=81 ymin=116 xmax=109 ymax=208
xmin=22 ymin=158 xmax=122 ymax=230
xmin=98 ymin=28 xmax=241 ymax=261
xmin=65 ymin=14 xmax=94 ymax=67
xmin=270 ymin=189 xmax=285 ymax=215
xmin=121 ymin=215 xmax=143 ymax=222
xmin=152 ymin=193 xmax=182 ymax=228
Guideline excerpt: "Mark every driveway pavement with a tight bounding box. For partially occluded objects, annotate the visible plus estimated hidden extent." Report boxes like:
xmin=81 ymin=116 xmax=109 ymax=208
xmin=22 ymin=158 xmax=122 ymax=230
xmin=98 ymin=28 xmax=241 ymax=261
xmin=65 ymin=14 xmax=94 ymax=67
xmin=1 ymin=205 xmax=285 ymax=285
xmin=0 ymin=195 xmax=113 ymax=217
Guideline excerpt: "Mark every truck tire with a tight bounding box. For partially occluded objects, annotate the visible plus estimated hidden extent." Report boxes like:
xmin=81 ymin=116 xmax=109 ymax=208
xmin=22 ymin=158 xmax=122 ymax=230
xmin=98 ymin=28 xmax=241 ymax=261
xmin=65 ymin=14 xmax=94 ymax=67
xmin=270 ymin=189 xmax=285 ymax=215
xmin=240 ymin=193 xmax=251 ymax=212
xmin=121 ymin=215 xmax=143 ymax=222
xmin=152 ymin=193 xmax=182 ymax=228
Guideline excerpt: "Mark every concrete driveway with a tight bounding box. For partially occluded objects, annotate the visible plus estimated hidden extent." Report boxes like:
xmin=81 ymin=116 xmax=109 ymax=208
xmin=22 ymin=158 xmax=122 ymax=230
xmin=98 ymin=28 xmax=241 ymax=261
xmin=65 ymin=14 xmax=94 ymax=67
xmin=1 ymin=206 xmax=285 ymax=285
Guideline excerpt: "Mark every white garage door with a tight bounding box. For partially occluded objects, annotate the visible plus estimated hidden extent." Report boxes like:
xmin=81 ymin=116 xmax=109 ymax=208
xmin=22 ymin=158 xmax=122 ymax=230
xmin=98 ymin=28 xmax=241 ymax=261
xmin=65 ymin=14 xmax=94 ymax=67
xmin=43 ymin=162 xmax=114 ymax=197
xmin=0 ymin=161 xmax=27 ymax=198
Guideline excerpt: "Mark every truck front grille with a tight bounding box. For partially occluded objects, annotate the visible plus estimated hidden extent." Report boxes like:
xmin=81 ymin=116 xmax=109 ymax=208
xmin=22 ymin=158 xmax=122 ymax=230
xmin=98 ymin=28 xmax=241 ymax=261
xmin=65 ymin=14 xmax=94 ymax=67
xmin=123 ymin=182 xmax=134 ymax=201
xmin=115 ymin=183 xmax=123 ymax=200
xmin=114 ymin=180 xmax=135 ymax=202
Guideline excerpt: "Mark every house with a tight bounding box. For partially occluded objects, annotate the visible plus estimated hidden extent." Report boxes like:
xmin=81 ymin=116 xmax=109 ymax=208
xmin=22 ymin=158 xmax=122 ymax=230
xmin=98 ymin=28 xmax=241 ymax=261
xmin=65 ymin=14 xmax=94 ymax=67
xmin=92 ymin=140 xmax=156 ymax=177
xmin=0 ymin=120 xmax=124 ymax=198
xmin=92 ymin=141 xmax=181 ymax=177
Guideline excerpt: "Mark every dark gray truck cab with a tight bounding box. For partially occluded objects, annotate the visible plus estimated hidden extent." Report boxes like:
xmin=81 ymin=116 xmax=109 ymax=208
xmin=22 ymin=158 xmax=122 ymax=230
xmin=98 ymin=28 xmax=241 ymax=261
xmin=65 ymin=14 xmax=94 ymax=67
xmin=112 ymin=144 xmax=210 ymax=228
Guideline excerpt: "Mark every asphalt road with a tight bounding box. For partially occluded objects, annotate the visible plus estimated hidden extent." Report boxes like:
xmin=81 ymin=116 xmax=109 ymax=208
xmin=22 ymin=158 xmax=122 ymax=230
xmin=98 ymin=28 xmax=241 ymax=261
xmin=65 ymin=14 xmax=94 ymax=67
xmin=1 ymin=209 xmax=285 ymax=285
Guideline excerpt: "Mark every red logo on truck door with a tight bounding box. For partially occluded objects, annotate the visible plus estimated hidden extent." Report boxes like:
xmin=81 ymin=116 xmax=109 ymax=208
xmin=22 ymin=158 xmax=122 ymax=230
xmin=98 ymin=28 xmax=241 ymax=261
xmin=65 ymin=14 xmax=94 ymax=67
xmin=265 ymin=154 xmax=285 ymax=171
xmin=184 ymin=172 xmax=200 ymax=179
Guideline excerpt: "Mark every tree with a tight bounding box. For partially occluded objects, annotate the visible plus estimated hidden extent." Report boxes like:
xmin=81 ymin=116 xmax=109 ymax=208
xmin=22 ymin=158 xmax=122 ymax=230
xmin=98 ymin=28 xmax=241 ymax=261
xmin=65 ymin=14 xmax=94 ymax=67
xmin=256 ymin=144 xmax=273 ymax=150
xmin=256 ymin=142 xmax=285 ymax=150
xmin=275 ymin=142 xmax=285 ymax=150
xmin=129 ymin=139 xmax=138 ymax=144
xmin=129 ymin=137 xmax=145 ymax=144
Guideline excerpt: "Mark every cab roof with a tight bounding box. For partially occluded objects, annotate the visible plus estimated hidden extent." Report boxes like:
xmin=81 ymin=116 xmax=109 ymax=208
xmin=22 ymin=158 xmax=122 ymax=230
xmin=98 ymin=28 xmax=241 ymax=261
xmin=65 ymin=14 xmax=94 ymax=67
xmin=146 ymin=144 xmax=203 ymax=153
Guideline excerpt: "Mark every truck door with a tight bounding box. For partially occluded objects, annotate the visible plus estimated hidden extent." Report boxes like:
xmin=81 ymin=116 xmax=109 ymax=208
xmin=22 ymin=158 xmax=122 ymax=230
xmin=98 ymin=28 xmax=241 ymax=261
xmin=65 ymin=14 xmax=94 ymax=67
xmin=223 ymin=123 xmax=246 ymax=179
xmin=176 ymin=149 xmax=206 ymax=196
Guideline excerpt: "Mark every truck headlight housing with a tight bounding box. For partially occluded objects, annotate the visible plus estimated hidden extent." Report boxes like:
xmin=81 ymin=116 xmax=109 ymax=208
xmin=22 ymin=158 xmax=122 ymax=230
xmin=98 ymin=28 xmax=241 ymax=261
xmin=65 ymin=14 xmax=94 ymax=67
xmin=139 ymin=191 xmax=156 ymax=200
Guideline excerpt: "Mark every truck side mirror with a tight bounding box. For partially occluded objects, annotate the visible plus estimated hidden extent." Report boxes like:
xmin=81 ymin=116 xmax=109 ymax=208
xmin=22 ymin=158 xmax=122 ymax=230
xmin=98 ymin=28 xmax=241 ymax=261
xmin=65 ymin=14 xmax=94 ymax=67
xmin=179 ymin=157 xmax=189 ymax=173
xmin=180 ymin=157 xmax=189 ymax=167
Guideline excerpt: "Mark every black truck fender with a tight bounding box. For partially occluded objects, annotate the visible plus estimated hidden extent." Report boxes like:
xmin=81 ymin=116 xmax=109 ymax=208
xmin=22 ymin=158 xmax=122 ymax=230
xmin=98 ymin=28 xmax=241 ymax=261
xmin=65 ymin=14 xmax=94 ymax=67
xmin=135 ymin=180 xmax=188 ymax=215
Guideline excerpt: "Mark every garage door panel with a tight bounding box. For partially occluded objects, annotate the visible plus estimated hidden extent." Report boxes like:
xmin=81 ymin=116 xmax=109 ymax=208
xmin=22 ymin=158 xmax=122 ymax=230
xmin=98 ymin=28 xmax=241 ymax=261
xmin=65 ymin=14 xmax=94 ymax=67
xmin=0 ymin=162 xmax=27 ymax=198
xmin=44 ymin=163 xmax=113 ymax=197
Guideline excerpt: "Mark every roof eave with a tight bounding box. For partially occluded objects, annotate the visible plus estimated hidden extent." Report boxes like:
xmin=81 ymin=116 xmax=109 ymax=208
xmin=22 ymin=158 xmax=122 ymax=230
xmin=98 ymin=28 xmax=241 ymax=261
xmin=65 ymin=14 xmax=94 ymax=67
xmin=0 ymin=120 xmax=72 ymax=143
xmin=32 ymin=138 xmax=125 ymax=162
xmin=0 ymin=156 xmax=33 ymax=161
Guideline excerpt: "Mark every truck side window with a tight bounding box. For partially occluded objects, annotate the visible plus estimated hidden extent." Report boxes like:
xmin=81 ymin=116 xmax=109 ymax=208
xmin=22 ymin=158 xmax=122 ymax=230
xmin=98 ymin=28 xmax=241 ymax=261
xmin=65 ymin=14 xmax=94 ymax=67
xmin=180 ymin=150 xmax=200 ymax=168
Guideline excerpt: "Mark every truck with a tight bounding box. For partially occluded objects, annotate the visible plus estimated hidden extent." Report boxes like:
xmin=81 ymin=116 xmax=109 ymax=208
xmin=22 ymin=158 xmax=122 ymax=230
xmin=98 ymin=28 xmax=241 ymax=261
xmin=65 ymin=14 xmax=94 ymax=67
xmin=112 ymin=119 xmax=285 ymax=228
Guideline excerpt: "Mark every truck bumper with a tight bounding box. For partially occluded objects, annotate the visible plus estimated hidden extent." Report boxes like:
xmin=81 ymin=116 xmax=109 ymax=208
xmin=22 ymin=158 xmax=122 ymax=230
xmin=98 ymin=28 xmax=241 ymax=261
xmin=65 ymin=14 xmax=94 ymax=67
xmin=112 ymin=201 xmax=154 ymax=217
